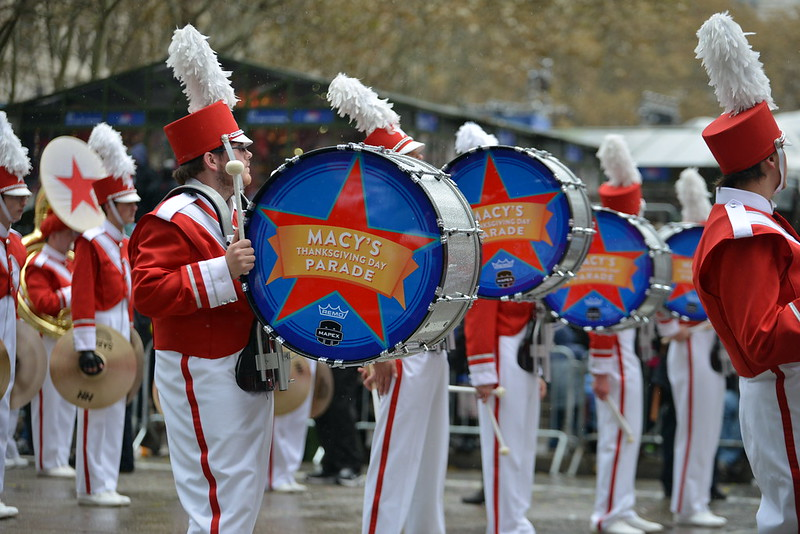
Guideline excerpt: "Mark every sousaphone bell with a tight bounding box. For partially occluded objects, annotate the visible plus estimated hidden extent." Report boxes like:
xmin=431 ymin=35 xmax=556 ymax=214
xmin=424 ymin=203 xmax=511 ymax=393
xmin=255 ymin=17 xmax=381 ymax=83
xmin=51 ymin=325 xmax=137 ymax=409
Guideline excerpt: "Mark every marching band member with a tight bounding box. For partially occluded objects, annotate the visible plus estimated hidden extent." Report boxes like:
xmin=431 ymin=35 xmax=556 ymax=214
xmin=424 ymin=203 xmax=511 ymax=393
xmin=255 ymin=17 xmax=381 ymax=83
xmin=588 ymin=135 xmax=662 ymax=534
xmin=655 ymin=169 xmax=726 ymax=527
xmin=327 ymin=73 xmax=450 ymax=534
xmin=0 ymin=111 xmax=32 ymax=519
xmin=458 ymin=122 xmax=546 ymax=534
xmin=129 ymin=25 xmax=271 ymax=534
xmin=25 ymin=211 xmax=78 ymax=478
xmin=70 ymin=122 xmax=140 ymax=507
xmin=693 ymin=13 xmax=800 ymax=533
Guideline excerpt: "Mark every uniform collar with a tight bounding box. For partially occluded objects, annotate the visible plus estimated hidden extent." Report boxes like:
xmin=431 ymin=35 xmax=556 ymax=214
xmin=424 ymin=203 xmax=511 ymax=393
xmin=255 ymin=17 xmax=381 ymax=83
xmin=102 ymin=218 xmax=124 ymax=243
xmin=715 ymin=187 xmax=775 ymax=214
xmin=42 ymin=243 xmax=67 ymax=262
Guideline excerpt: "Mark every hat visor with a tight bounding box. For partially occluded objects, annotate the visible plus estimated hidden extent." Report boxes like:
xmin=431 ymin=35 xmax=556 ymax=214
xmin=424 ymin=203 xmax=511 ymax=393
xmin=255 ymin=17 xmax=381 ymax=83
xmin=3 ymin=186 xmax=32 ymax=197
xmin=230 ymin=131 xmax=253 ymax=147
xmin=111 ymin=191 xmax=142 ymax=203
xmin=398 ymin=140 xmax=424 ymax=156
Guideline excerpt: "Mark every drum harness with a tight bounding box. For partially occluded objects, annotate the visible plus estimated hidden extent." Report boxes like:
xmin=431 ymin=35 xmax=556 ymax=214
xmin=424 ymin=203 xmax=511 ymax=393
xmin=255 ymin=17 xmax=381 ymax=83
xmin=162 ymin=183 xmax=292 ymax=393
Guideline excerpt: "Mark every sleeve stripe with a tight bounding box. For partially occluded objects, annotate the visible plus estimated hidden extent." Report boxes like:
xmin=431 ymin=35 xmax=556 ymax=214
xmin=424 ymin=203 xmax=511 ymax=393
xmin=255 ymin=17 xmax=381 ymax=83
xmin=790 ymin=302 xmax=800 ymax=323
xmin=185 ymin=264 xmax=202 ymax=309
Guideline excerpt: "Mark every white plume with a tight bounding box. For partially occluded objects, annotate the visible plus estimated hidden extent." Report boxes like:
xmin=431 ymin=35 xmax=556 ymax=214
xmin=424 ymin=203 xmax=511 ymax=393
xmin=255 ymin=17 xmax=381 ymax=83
xmin=0 ymin=112 xmax=31 ymax=178
xmin=166 ymin=24 xmax=238 ymax=114
xmin=695 ymin=12 xmax=775 ymax=114
xmin=88 ymin=123 xmax=136 ymax=179
xmin=675 ymin=168 xmax=712 ymax=223
xmin=596 ymin=134 xmax=641 ymax=186
xmin=327 ymin=73 xmax=400 ymax=134
xmin=455 ymin=122 xmax=499 ymax=154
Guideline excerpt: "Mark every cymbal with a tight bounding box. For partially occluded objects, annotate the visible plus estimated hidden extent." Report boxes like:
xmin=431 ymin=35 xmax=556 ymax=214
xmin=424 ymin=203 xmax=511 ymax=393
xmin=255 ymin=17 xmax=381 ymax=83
xmin=127 ymin=329 xmax=145 ymax=404
xmin=51 ymin=325 xmax=137 ymax=409
xmin=274 ymin=354 xmax=312 ymax=416
xmin=310 ymin=362 xmax=334 ymax=419
xmin=0 ymin=338 xmax=9 ymax=399
xmin=11 ymin=319 xmax=48 ymax=409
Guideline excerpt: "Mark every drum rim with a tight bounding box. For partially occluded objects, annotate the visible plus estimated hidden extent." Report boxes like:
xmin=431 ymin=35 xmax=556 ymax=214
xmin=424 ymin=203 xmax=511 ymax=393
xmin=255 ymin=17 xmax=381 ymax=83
xmin=242 ymin=144 xmax=456 ymax=365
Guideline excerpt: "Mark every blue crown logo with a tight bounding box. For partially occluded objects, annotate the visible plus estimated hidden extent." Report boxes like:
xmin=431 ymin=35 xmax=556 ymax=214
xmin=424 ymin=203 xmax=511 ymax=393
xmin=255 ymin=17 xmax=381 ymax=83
xmin=584 ymin=296 xmax=603 ymax=307
xmin=491 ymin=258 xmax=515 ymax=269
xmin=318 ymin=304 xmax=349 ymax=320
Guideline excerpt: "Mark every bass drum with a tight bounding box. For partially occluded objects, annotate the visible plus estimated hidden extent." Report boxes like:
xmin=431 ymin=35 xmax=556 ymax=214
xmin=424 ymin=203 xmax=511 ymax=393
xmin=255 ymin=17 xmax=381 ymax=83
xmin=244 ymin=144 xmax=481 ymax=367
xmin=658 ymin=223 xmax=707 ymax=322
xmin=543 ymin=207 xmax=672 ymax=331
xmin=442 ymin=146 xmax=593 ymax=300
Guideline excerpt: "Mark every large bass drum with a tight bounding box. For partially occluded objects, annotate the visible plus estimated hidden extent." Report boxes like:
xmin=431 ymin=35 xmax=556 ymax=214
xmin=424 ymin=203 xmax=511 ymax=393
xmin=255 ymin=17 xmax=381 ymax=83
xmin=244 ymin=144 xmax=481 ymax=367
xmin=543 ymin=207 xmax=672 ymax=331
xmin=442 ymin=146 xmax=593 ymax=300
xmin=658 ymin=222 xmax=707 ymax=322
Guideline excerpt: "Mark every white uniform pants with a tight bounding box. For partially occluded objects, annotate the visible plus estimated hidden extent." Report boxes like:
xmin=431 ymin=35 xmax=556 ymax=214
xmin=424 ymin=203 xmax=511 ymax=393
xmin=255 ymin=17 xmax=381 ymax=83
xmin=740 ymin=363 xmax=800 ymax=534
xmin=478 ymin=328 xmax=541 ymax=534
xmin=0 ymin=297 xmax=17 ymax=495
xmin=362 ymin=350 xmax=449 ymax=534
xmin=667 ymin=329 xmax=724 ymax=517
xmin=269 ymin=360 xmax=315 ymax=489
xmin=32 ymin=334 xmax=77 ymax=471
xmin=76 ymin=306 xmax=129 ymax=497
xmin=156 ymin=349 xmax=273 ymax=534
xmin=591 ymin=329 xmax=643 ymax=530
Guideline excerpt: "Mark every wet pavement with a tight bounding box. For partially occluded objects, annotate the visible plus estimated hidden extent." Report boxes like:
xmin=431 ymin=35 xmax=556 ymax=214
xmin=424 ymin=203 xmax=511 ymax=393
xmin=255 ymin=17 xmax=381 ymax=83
xmin=0 ymin=454 xmax=760 ymax=533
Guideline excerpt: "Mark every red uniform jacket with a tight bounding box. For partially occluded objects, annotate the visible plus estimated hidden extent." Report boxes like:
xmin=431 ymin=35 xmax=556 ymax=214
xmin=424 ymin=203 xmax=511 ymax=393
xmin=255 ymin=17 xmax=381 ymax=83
xmin=129 ymin=192 xmax=253 ymax=358
xmin=464 ymin=298 xmax=534 ymax=385
xmin=693 ymin=188 xmax=800 ymax=378
xmin=25 ymin=244 xmax=73 ymax=316
xmin=71 ymin=222 xmax=132 ymax=351
xmin=0 ymin=229 xmax=25 ymax=301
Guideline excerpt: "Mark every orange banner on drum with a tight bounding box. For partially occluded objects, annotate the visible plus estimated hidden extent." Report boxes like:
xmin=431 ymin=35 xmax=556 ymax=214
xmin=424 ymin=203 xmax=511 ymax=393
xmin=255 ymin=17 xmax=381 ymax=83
xmin=475 ymin=202 xmax=552 ymax=244
xmin=266 ymin=224 xmax=419 ymax=308
xmin=564 ymin=254 xmax=637 ymax=290
xmin=672 ymin=257 xmax=693 ymax=284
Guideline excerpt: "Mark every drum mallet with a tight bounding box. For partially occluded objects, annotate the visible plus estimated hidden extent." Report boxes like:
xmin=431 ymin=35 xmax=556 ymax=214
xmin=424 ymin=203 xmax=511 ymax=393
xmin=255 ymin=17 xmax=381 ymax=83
xmin=449 ymin=385 xmax=510 ymax=455
xmin=604 ymin=397 xmax=635 ymax=443
xmin=221 ymin=134 xmax=246 ymax=241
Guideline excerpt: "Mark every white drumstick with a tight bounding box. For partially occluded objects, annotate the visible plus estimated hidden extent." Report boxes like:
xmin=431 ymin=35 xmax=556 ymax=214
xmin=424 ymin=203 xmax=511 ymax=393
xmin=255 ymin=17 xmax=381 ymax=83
xmin=604 ymin=397 xmax=635 ymax=443
xmin=371 ymin=388 xmax=381 ymax=425
xmin=484 ymin=401 xmax=510 ymax=456
xmin=221 ymin=135 xmax=245 ymax=241
xmin=448 ymin=385 xmax=506 ymax=397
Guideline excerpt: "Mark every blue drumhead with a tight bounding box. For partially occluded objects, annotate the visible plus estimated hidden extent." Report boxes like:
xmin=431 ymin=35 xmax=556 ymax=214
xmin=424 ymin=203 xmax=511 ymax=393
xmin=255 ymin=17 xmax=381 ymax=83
xmin=443 ymin=146 xmax=572 ymax=299
xmin=663 ymin=225 xmax=707 ymax=321
xmin=245 ymin=147 xmax=444 ymax=364
xmin=543 ymin=209 xmax=654 ymax=329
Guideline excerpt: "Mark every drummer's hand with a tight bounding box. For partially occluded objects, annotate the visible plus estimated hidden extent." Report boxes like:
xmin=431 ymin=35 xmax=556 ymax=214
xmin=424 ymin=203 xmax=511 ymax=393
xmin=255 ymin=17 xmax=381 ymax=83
xmin=672 ymin=325 xmax=691 ymax=342
xmin=592 ymin=373 xmax=610 ymax=401
xmin=226 ymin=234 xmax=255 ymax=278
xmin=538 ymin=377 xmax=548 ymax=400
xmin=475 ymin=384 xmax=497 ymax=403
xmin=360 ymin=361 xmax=396 ymax=395
xmin=79 ymin=350 xmax=104 ymax=376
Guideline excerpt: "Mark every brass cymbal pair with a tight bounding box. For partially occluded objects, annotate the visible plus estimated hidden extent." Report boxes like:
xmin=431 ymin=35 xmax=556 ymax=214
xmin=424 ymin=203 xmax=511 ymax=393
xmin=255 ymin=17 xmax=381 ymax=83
xmin=273 ymin=356 xmax=334 ymax=418
xmin=51 ymin=325 xmax=139 ymax=410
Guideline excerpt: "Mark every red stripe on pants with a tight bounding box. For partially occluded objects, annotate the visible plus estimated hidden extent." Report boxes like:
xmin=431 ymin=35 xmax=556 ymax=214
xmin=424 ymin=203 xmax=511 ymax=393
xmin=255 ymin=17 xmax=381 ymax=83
xmin=181 ymin=355 xmax=222 ymax=534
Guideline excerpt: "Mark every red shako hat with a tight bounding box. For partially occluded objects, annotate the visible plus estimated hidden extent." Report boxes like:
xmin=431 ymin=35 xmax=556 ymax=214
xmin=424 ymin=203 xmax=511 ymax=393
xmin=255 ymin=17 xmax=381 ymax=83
xmin=0 ymin=111 xmax=32 ymax=196
xmin=596 ymin=135 xmax=642 ymax=216
xmin=696 ymin=12 xmax=783 ymax=175
xmin=327 ymin=73 xmax=424 ymax=156
xmin=163 ymin=25 xmax=251 ymax=166
xmin=88 ymin=123 xmax=141 ymax=205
